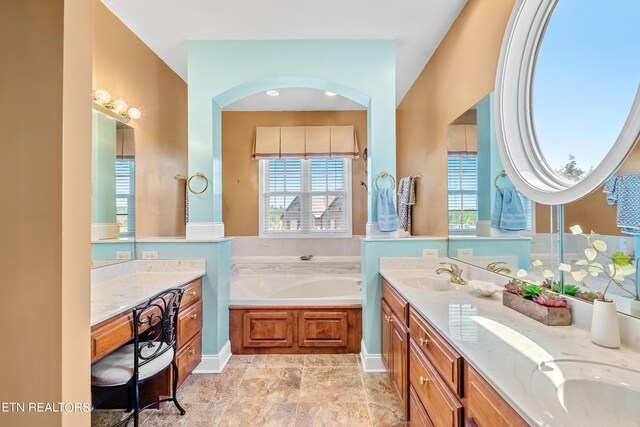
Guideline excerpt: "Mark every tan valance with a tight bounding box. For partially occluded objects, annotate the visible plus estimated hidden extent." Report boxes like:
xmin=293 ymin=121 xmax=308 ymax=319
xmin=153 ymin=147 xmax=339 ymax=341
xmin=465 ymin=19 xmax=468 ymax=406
xmin=252 ymin=125 xmax=359 ymax=160
xmin=447 ymin=124 xmax=477 ymax=155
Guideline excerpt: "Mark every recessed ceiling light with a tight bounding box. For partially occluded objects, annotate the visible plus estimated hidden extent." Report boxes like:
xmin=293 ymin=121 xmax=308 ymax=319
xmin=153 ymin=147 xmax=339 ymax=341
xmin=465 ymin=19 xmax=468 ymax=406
xmin=265 ymin=90 xmax=280 ymax=97
xmin=325 ymin=91 xmax=337 ymax=97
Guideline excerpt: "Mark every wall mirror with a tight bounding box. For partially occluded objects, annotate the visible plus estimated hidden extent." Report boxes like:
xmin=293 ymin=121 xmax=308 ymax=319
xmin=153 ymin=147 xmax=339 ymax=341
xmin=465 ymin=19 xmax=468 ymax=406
xmin=495 ymin=0 xmax=640 ymax=205
xmin=91 ymin=110 xmax=136 ymax=268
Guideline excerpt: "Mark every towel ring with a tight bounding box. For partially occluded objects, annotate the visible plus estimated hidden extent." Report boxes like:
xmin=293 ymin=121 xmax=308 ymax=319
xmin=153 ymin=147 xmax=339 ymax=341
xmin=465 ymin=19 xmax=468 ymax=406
xmin=494 ymin=170 xmax=507 ymax=189
xmin=187 ymin=172 xmax=209 ymax=195
xmin=374 ymin=172 xmax=396 ymax=190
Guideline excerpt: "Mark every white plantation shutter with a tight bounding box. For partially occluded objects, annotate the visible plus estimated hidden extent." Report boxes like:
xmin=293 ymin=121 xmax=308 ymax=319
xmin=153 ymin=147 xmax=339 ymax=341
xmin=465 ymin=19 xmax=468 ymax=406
xmin=448 ymin=156 xmax=478 ymax=231
xmin=261 ymin=158 xmax=351 ymax=235
xmin=115 ymin=159 xmax=135 ymax=236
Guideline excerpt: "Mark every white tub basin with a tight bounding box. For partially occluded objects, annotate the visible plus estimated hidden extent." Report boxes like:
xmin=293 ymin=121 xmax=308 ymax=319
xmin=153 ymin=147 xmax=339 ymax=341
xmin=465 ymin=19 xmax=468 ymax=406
xmin=531 ymin=359 xmax=640 ymax=426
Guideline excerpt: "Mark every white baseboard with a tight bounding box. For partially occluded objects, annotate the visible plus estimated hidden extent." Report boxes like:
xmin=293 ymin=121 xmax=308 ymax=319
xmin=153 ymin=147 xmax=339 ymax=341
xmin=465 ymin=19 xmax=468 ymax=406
xmin=186 ymin=222 xmax=225 ymax=240
xmin=359 ymin=339 xmax=386 ymax=372
xmin=192 ymin=340 xmax=231 ymax=374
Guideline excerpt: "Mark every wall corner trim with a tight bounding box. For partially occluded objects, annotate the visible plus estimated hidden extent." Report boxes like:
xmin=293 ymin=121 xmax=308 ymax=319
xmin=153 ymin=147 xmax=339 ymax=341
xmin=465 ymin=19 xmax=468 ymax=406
xmin=360 ymin=339 xmax=386 ymax=372
xmin=193 ymin=340 xmax=232 ymax=374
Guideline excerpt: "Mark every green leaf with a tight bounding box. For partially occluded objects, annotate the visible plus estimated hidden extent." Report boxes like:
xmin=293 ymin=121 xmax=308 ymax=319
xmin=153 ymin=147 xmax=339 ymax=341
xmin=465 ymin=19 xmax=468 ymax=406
xmin=612 ymin=251 xmax=631 ymax=267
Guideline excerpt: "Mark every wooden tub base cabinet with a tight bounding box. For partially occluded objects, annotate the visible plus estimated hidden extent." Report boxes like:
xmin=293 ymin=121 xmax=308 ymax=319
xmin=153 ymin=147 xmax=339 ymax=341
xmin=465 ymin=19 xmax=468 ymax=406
xmin=229 ymin=305 xmax=362 ymax=354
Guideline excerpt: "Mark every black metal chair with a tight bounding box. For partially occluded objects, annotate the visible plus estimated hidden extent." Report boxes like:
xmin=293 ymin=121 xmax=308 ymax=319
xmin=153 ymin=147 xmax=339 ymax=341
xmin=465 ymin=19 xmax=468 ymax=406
xmin=91 ymin=288 xmax=186 ymax=426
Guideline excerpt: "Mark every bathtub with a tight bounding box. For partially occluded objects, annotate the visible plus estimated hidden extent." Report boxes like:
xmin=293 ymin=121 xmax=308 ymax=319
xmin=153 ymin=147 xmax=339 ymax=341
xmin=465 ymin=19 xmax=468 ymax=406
xmin=230 ymin=274 xmax=361 ymax=306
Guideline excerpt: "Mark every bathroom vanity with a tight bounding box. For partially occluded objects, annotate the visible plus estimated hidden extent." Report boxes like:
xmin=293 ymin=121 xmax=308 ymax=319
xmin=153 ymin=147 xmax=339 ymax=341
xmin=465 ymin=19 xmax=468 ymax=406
xmin=90 ymin=260 xmax=205 ymax=408
xmin=379 ymin=262 xmax=640 ymax=427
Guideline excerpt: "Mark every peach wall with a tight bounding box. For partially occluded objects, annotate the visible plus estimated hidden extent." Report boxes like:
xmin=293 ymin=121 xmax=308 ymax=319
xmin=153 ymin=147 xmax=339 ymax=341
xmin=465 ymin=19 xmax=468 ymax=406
xmin=396 ymin=0 xmax=515 ymax=236
xmin=0 ymin=0 xmax=92 ymax=425
xmin=536 ymin=142 xmax=640 ymax=235
xmin=93 ymin=0 xmax=188 ymax=237
xmin=222 ymin=111 xmax=368 ymax=236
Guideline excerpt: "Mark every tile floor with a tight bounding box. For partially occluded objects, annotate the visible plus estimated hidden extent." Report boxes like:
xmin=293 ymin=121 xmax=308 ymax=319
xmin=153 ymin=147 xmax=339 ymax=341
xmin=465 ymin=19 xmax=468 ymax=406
xmin=92 ymin=354 xmax=406 ymax=427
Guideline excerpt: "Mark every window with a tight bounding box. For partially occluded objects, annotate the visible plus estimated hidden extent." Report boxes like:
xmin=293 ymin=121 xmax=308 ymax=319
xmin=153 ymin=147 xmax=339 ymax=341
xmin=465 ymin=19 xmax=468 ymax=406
xmin=260 ymin=158 xmax=351 ymax=236
xmin=448 ymin=155 xmax=533 ymax=233
xmin=448 ymin=156 xmax=478 ymax=232
xmin=116 ymin=159 xmax=135 ymax=237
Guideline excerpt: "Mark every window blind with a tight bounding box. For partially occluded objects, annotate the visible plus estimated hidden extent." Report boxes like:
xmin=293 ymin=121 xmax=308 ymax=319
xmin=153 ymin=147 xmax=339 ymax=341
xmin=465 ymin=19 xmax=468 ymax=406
xmin=115 ymin=159 xmax=135 ymax=237
xmin=448 ymin=156 xmax=478 ymax=231
xmin=261 ymin=158 xmax=350 ymax=235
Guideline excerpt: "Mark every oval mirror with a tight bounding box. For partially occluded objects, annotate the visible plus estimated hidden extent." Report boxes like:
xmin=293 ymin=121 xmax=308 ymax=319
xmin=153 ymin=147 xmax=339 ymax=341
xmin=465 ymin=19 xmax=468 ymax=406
xmin=495 ymin=0 xmax=640 ymax=205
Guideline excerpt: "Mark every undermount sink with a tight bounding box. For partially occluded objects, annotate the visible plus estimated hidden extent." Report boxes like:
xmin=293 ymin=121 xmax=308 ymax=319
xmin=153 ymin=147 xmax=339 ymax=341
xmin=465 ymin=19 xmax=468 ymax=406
xmin=531 ymin=359 xmax=640 ymax=426
xmin=400 ymin=275 xmax=452 ymax=291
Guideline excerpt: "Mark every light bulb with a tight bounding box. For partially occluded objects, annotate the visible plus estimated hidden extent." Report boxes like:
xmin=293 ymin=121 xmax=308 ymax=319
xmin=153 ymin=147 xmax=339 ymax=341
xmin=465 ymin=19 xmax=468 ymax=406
xmin=94 ymin=89 xmax=111 ymax=104
xmin=265 ymin=90 xmax=280 ymax=97
xmin=127 ymin=107 xmax=141 ymax=120
xmin=325 ymin=91 xmax=337 ymax=97
xmin=112 ymin=99 xmax=128 ymax=113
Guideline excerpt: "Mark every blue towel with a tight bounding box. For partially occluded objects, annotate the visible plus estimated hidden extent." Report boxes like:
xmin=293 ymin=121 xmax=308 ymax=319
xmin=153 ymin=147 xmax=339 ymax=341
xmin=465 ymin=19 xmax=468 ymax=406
xmin=603 ymin=174 xmax=640 ymax=235
xmin=491 ymin=187 xmax=526 ymax=231
xmin=377 ymin=188 xmax=399 ymax=232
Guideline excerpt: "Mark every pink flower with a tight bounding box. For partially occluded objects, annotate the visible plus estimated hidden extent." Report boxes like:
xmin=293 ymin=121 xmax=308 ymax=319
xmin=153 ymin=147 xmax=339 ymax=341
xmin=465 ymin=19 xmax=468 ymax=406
xmin=532 ymin=294 xmax=567 ymax=308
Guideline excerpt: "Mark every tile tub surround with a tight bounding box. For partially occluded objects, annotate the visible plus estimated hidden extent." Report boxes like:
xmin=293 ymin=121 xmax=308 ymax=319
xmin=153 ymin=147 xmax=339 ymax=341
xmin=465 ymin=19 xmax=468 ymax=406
xmin=232 ymin=236 xmax=362 ymax=257
xmin=91 ymin=259 xmax=205 ymax=326
xmin=91 ymin=354 xmax=407 ymax=427
xmin=232 ymin=256 xmax=361 ymax=276
xmin=380 ymin=263 xmax=640 ymax=426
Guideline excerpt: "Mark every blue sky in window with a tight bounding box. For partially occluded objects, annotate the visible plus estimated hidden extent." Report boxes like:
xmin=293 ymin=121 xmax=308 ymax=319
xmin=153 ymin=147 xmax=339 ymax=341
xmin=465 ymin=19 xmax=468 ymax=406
xmin=533 ymin=0 xmax=640 ymax=172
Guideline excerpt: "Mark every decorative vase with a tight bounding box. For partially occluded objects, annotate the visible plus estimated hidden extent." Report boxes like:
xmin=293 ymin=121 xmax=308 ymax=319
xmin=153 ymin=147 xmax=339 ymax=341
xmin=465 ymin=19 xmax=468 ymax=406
xmin=630 ymin=299 xmax=640 ymax=318
xmin=591 ymin=300 xmax=621 ymax=348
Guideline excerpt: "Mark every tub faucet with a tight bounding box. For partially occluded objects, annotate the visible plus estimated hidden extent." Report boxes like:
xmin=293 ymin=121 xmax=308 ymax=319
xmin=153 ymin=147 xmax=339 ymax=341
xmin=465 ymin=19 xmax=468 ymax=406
xmin=300 ymin=255 xmax=313 ymax=261
xmin=486 ymin=261 xmax=512 ymax=275
xmin=435 ymin=262 xmax=468 ymax=286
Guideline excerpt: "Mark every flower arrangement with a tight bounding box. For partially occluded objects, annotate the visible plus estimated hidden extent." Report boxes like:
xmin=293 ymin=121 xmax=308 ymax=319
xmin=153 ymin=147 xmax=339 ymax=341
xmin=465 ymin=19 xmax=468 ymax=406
xmin=504 ymin=279 xmax=568 ymax=308
xmin=516 ymin=225 xmax=636 ymax=303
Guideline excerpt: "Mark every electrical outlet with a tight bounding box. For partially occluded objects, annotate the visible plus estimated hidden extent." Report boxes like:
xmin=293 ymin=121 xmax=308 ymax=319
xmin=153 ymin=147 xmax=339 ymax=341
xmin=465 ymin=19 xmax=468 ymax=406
xmin=457 ymin=248 xmax=473 ymax=257
xmin=142 ymin=251 xmax=158 ymax=260
xmin=422 ymin=249 xmax=439 ymax=258
xmin=619 ymin=238 xmax=628 ymax=253
xmin=116 ymin=251 xmax=132 ymax=260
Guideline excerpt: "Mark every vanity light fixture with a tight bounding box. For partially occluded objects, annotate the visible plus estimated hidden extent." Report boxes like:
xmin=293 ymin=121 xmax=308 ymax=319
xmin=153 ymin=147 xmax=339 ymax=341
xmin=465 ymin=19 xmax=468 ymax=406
xmin=91 ymin=89 xmax=141 ymax=124
xmin=325 ymin=91 xmax=337 ymax=97
xmin=265 ymin=89 xmax=280 ymax=97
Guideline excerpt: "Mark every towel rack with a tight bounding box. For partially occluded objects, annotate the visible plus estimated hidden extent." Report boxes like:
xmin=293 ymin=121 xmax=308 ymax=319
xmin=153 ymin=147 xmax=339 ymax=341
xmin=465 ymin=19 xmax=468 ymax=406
xmin=374 ymin=171 xmax=396 ymax=190
xmin=494 ymin=170 xmax=507 ymax=189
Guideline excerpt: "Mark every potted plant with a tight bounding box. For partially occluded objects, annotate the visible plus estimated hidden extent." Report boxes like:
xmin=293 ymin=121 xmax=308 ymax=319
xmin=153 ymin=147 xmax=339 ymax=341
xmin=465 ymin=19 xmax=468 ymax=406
xmin=517 ymin=225 xmax=637 ymax=348
xmin=503 ymin=279 xmax=572 ymax=326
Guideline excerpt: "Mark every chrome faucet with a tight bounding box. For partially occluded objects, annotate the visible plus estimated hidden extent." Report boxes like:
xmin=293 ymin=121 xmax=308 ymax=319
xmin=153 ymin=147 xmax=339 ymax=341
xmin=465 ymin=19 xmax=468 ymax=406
xmin=486 ymin=262 xmax=512 ymax=275
xmin=435 ymin=262 xmax=468 ymax=286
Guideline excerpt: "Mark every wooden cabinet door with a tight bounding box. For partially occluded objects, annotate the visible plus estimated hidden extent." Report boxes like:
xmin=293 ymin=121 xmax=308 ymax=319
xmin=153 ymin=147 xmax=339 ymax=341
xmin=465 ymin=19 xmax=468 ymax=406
xmin=390 ymin=310 xmax=409 ymax=415
xmin=381 ymin=299 xmax=393 ymax=370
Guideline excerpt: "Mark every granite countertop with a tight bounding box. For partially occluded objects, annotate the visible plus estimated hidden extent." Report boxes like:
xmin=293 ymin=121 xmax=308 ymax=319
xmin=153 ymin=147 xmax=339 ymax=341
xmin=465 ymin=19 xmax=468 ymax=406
xmin=380 ymin=268 xmax=640 ymax=426
xmin=91 ymin=261 xmax=205 ymax=326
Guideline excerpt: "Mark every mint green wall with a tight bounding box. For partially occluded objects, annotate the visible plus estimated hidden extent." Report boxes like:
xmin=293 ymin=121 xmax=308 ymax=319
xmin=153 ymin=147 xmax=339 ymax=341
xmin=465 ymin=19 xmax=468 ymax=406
xmin=448 ymin=238 xmax=531 ymax=269
xmin=187 ymin=40 xmax=396 ymax=224
xmin=135 ymin=241 xmax=232 ymax=354
xmin=92 ymin=112 xmax=117 ymax=224
xmin=92 ymin=241 xmax=135 ymax=260
xmin=476 ymin=92 xmax=508 ymax=222
xmin=360 ymin=239 xmax=448 ymax=353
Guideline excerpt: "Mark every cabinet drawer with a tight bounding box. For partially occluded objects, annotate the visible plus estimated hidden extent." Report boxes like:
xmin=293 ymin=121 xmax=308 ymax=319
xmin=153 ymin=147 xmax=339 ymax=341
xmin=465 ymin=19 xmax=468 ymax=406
xmin=382 ymin=278 xmax=409 ymax=325
xmin=410 ymin=340 xmax=462 ymax=427
xmin=409 ymin=385 xmax=435 ymax=427
xmin=464 ymin=364 xmax=527 ymax=427
xmin=409 ymin=307 xmax=462 ymax=396
xmin=181 ymin=279 xmax=202 ymax=309
xmin=91 ymin=313 xmax=133 ymax=363
xmin=178 ymin=301 xmax=203 ymax=348
xmin=176 ymin=331 xmax=202 ymax=388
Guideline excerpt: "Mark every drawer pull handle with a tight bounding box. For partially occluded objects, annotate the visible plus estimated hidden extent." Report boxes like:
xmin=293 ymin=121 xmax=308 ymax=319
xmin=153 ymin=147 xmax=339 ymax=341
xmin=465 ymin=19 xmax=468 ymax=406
xmin=419 ymin=376 xmax=429 ymax=386
xmin=188 ymin=291 xmax=197 ymax=297
xmin=189 ymin=348 xmax=196 ymax=355
xmin=384 ymin=315 xmax=391 ymax=323
xmin=190 ymin=313 xmax=198 ymax=320
xmin=419 ymin=337 xmax=429 ymax=346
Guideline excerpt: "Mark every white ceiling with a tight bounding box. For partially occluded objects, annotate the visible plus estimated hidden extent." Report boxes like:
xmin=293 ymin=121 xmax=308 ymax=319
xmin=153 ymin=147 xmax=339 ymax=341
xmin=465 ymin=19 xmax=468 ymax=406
xmin=224 ymin=88 xmax=365 ymax=111
xmin=100 ymin=0 xmax=467 ymax=108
